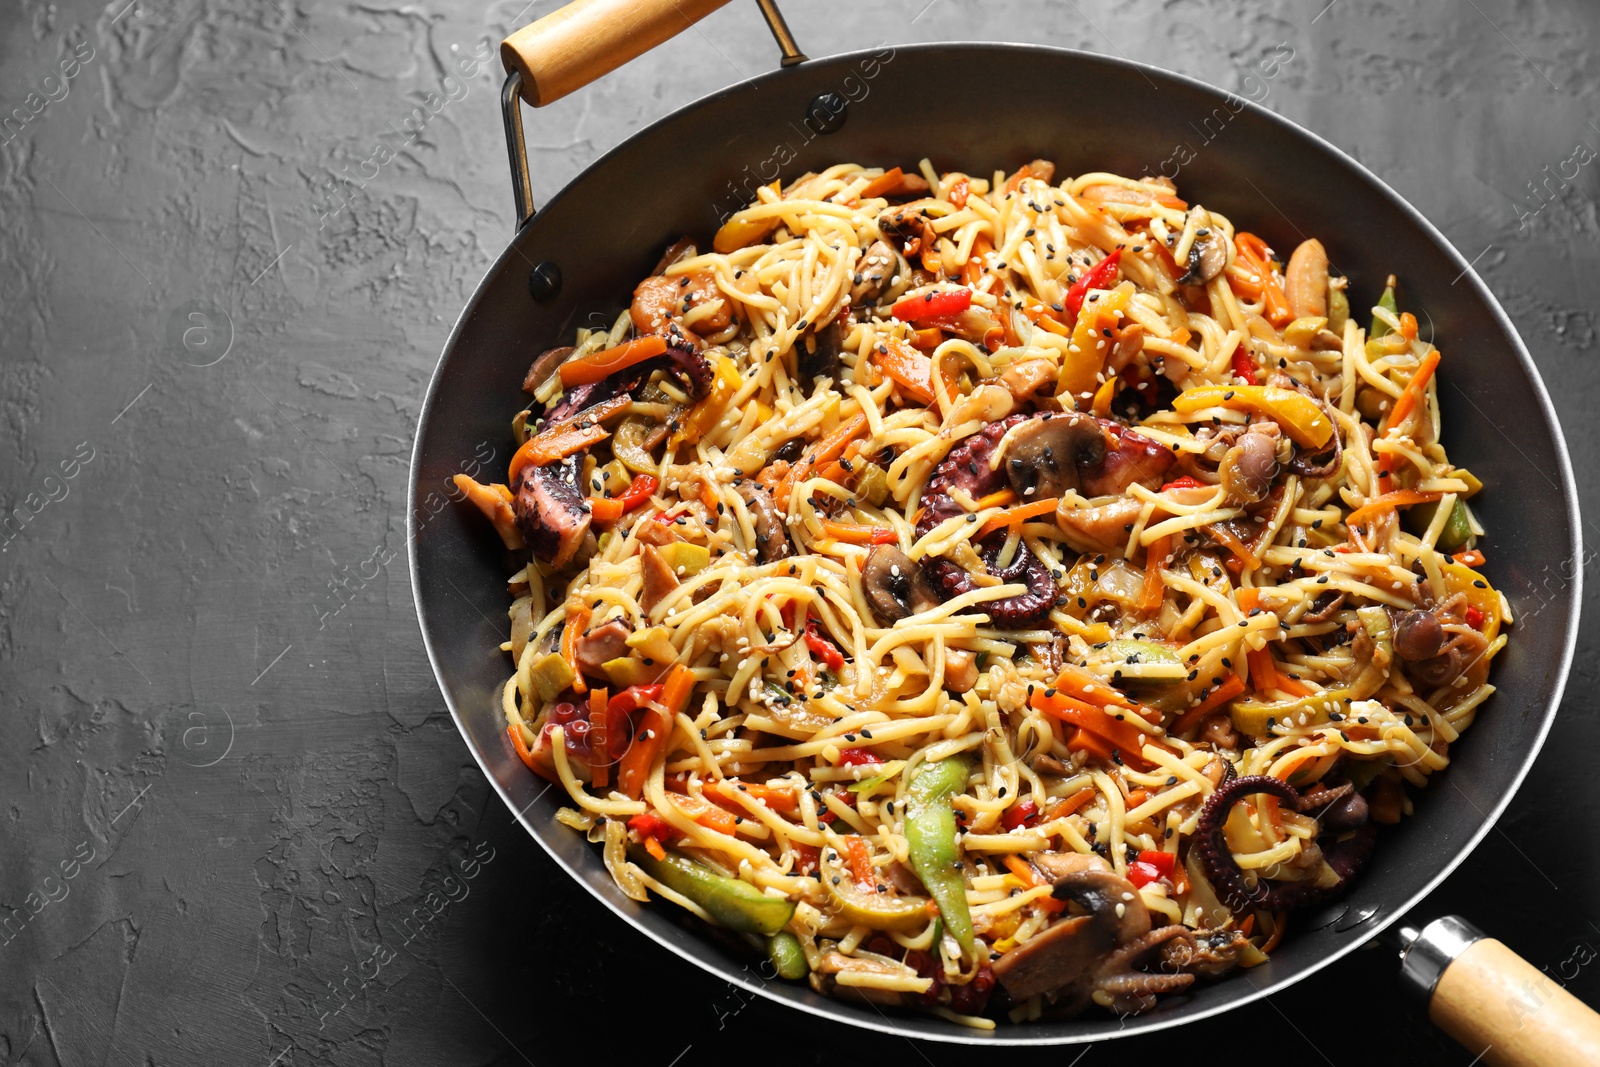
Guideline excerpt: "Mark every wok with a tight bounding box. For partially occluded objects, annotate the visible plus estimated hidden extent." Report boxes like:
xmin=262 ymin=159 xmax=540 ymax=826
xmin=407 ymin=0 xmax=1591 ymax=1058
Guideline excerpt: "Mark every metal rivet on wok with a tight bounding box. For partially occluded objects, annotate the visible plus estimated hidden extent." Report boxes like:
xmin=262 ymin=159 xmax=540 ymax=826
xmin=806 ymin=91 xmax=847 ymax=135
xmin=529 ymin=260 xmax=562 ymax=302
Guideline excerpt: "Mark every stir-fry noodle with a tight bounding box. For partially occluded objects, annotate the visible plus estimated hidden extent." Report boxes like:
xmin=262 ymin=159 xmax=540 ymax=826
xmin=456 ymin=159 xmax=1507 ymax=1026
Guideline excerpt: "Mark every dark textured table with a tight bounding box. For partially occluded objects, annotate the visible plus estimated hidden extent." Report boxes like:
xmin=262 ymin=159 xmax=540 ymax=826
xmin=2 ymin=1 xmax=1596 ymax=1063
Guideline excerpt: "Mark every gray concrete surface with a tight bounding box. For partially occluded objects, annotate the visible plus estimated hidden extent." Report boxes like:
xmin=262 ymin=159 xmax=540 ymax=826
xmin=1 ymin=0 xmax=1596 ymax=1063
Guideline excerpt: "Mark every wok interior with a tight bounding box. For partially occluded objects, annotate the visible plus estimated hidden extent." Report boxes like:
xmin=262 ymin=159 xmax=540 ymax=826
xmin=410 ymin=45 xmax=1576 ymax=1042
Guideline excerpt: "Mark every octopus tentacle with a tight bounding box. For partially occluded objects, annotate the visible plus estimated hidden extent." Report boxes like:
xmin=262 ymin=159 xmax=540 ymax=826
xmin=1195 ymin=775 xmax=1376 ymax=914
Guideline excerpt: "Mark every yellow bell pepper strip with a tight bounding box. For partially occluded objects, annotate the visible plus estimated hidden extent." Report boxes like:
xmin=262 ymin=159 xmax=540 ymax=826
xmin=451 ymin=475 xmax=525 ymax=549
xmin=871 ymin=337 xmax=936 ymax=405
xmin=712 ymin=180 xmax=782 ymax=253
xmin=1343 ymin=489 xmax=1443 ymax=530
xmin=670 ymin=353 xmax=741 ymax=449
xmin=1443 ymin=562 xmax=1502 ymax=643
xmin=618 ymin=663 xmax=694 ymax=800
xmin=558 ymin=335 xmax=668 ymax=387
xmin=1090 ymin=375 xmax=1118 ymax=415
xmin=628 ymin=846 xmax=795 ymax=934
xmin=1060 ymin=280 xmax=1133 ymax=397
xmin=588 ymin=473 xmax=658 ymax=524
xmin=904 ymin=756 xmax=976 ymax=958
xmin=1232 ymin=233 xmax=1292 ymax=326
xmin=1171 ymin=384 xmax=1333 ymax=449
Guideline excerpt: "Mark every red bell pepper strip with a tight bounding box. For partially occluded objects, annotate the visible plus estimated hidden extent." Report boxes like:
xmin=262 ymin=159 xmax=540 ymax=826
xmin=1160 ymin=475 xmax=1204 ymax=492
xmin=1001 ymin=796 xmax=1039 ymax=831
xmin=837 ymin=747 xmax=881 ymax=767
xmin=804 ymin=617 xmax=846 ymax=672
xmin=1137 ymin=849 xmax=1175 ymax=878
xmin=1465 ymin=606 xmax=1485 ymax=630
xmin=589 ymin=474 xmax=659 ymax=523
xmin=1127 ymin=860 xmax=1162 ymax=888
xmin=1063 ymin=249 xmax=1122 ymax=323
xmin=1231 ymin=344 xmax=1258 ymax=384
xmin=891 ymin=287 xmax=973 ymax=323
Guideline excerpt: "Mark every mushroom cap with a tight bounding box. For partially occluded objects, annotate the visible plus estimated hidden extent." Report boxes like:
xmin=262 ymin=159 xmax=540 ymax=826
xmin=861 ymin=544 xmax=940 ymax=625
xmin=1004 ymin=414 xmax=1106 ymax=500
xmin=1394 ymin=609 xmax=1445 ymax=661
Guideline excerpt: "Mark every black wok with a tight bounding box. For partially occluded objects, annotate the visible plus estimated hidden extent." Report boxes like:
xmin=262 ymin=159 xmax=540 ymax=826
xmin=407 ymin=0 xmax=1587 ymax=1056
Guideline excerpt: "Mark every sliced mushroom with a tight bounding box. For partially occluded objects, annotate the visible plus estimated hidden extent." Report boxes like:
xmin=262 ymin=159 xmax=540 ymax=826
xmin=1048 ymin=859 xmax=1152 ymax=947
xmin=522 ymin=345 xmax=573 ymax=395
xmin=1285 ymin=238 xmax=1329 ymax=319
xmin=850 ymin=239 xmax=898 ymax=305
xmin=640 ymin=544 xmax=679 ymax=614
xmin=990 ymin=913 xmax=1109 ymax=1002
xmin=1179 ymin=228 xmax=1229 ymax=286
xmin=574 ymin=617 xmax=631 ymax=677
xmin=1004 ymin=414 xmax=1106 ymax=500
xmin=862 ymin=545 xmax=941 ymax=625
xmin=735 ymin=481 xmax=792 ymax=563
xmin=798 ymin=317 xmax=843 ymax=388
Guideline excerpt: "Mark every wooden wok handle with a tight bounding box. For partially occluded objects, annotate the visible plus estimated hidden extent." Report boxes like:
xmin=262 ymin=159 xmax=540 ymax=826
xmin=501 ymin=0 xmax=736 ymax=108
xmin=1403 ymin=917 xmax=1600 ymax=1067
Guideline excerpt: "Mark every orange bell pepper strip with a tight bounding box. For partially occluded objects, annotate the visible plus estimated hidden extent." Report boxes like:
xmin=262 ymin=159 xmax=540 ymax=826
xmin=1001 ymin=855 xmax=1067 ymax=913
xmin=558 ymin=335 xmax=668 ymax=387
xmin=665 ymin=791 xmax=742 ymax=837
xmin=1232 ymin=233 xmax=1292 ymax=327
xmin=452 ymin=475 xmax=525 ymax=550
xmin=872 ymin=337 xmax=935 ymax=405
xmin=1344 ymin=489 xmax=1442 ymax=530
xmin=618 ymin=663 xmax=694 ymax=800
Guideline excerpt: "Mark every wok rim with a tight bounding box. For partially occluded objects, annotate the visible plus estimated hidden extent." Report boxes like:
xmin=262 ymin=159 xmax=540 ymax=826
xmin=407 ymin=40 xmax=1582 ymax=1045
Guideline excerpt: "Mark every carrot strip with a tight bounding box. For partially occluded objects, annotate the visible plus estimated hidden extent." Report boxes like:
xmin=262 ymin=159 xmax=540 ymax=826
xmin=975 ymin=488 xmax=1017 ymax=510
xmin=618 ymin=665 xmax=691 ymax=801
xmin=667 ymin=792 xmax=741 ymax=836
xmin=845 ymin=836 xmax=876 ymax=889
xmin=975 ymin=497 xmax=1058 ymax=539
xmin=1344 ymin=489 xmax=1442 ymax=530
xmin=1232 ymin=233 xmax=1292 ymax=327
xmin=1003 ymin=855 xmax=1068 ymax=913
xmin=1066 ymin=726 xmax=1117 ymax=763
xmin=818 ymin=519 xmax=895 ymax=545
xmin=1260 ymin=913 xmax=1287 ymax=954
xmin=643 ymin=837 xmax=667 ymax=861
xmin=703 ymin=779 xmax=800 ymax=816
xmin=1045 ymin=787 xmax=1097 ymax=821
xmin=872 ymin=338 xmax=935 ymax=405
xmin=1170 ymin=674 xmax=1247 ymax=738
xmin=1140 ymin=534 xmax=1172 ymax=613
xmin=508 ymin=724 xmax=545 ymax=777
xmin=777 ymin=413 xmax=869 ymax=510
xmin=563 ymin=604 xmax=590 ymax=695
xmin=1033 ymin=691 xmax=1165 ymax=771
xmin=1384 ymin=348 xmax=1441 ymax=432
xmin=588 ymin=687 xmax=610 ymax=789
